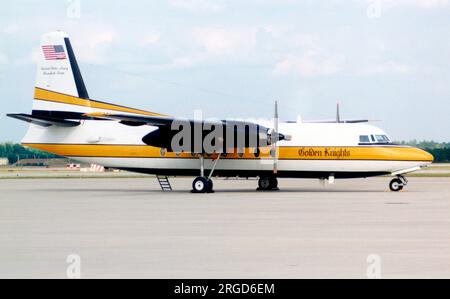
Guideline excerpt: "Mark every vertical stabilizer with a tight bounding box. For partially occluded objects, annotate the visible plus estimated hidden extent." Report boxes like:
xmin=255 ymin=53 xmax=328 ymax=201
xmin=35 ymin=31 xmax=88 ymax=101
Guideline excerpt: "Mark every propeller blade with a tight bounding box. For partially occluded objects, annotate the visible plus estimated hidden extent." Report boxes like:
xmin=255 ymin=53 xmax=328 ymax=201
xmin=273 ymin=100 xmax=279 ymax=174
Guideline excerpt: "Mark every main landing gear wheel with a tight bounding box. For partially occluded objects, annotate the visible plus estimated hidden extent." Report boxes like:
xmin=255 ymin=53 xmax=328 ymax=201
xmin=206 ymin=179 xmax=214 ymax=193
xmin=257 ymin=177 xmax=279 ymax=191
xmin=389 ymin=176 xmax=407 ymax=192
xmin=192 ymin=177 xmax=214 ymax=193
xmin=191 ymin=155 xmax=220 ymax=193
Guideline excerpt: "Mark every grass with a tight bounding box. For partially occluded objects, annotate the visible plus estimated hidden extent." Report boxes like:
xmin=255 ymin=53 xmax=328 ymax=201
xmin=406 ymin=173 xmax=450 ymax=178
xmin=0 ymin=170 xmax=150 ymax=180
xmin=429 ymin=166 xmax=450 ymax=171
xmin=0 ymin=175 xmax=149 ymax=180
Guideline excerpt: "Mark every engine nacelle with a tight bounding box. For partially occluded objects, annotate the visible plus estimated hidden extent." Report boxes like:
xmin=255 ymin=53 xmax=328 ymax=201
xmin=141 ymin=121 xmax=275 ymax=154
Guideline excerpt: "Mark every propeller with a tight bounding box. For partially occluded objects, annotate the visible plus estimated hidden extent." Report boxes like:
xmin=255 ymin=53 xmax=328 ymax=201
xmin=267 ymin=101 xmax=292 ymax=174
xmin=272 ymin=101 xmax=279 ymax=174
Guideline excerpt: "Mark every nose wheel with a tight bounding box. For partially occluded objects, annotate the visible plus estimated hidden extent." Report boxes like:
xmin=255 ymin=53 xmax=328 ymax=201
xmin=389 ymin=175 xmax=408 ymax=192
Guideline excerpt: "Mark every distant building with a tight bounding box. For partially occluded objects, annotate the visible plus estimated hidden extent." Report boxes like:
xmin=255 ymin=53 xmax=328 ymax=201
xmin=0 ymin=158 xmax=9 ymax=166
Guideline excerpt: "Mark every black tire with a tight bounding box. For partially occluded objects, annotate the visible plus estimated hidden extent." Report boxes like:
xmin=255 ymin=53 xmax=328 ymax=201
xmin=389 ymin=179 xmax=403 ymax=192
xmin=192 ymin=177 xmax=208 ymax=193
xmin=258 ymin=177 xmax=271 ymax=190
xmin=206 ymin=179 xmax=214 ymax=193
xmin=269 ymin=177 xmax=278 ymax=189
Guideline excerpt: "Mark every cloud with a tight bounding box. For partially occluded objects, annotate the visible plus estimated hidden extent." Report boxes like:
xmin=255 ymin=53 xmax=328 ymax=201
xmin=273 ymin=51 xmax=341 ymax=77
xmin=393 ymin=0 xmax=449 ymax=8
xmin=361 ymin=61 xmax=414 ymax=75
xmin=13 ymin=47 xmax=41 ymax=66
xmin=2 ymin=23 xmax=20 ymax=35
xmin=1 ymin=17 xmax=119 ymax=65
xmin=193 ymin=27 xmax=256 ymax=56
xmin=11 ymin=29 xmax=117 ymax=66
xmin=169 ymin=0 xmax=224 ymax=13
xmin=364 ymin=0 xmax=450 ymax=9
xmin=0 ymin=52 xmax=8 ymax=65
xmin=71 ymin=29 xmax=117 ymax=64
xmin=139 ymin=32 xmax=160 ymax=47
xmin=171 ymin=56 xmax=196 ymax=68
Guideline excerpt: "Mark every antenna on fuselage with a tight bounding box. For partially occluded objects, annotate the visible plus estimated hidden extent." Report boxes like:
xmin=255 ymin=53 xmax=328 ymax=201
xmin=336 ymin=102 xmax=341 ymax=123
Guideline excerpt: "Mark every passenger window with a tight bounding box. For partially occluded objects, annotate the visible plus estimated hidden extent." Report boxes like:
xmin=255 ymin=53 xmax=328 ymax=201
xmin=371 ymin=135 xmax=376 ymax=142
xmin=359 ymin=135 xmax=370 ymax=143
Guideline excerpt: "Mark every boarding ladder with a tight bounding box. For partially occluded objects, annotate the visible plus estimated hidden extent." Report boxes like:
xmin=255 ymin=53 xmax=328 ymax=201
xmin=157 ymin=176 xmax=172 ymax=191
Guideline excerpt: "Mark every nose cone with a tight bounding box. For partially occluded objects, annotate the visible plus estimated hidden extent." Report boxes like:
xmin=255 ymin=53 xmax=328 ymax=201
xmin=416 ymin=148 xmax=434 ymax=164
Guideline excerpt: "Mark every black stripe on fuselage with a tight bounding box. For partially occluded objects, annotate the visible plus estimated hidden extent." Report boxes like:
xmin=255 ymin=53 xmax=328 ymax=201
xmin=115 ymin=168 xmax=390 ymax=179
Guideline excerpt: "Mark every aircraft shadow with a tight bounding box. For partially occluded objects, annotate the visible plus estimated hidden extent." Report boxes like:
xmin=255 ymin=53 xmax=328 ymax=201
xmin=38 ymin=188 xmax=390 ymax=194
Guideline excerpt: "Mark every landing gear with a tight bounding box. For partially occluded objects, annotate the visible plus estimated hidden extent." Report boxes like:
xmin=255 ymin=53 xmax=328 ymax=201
xmin=192 ymin=177 xmax=213 ymax=193
xmin=257 ymin=176 xmax=279 ymax=191
xmin=191 ymin=155 xmax=220 ymax=193
xmin=389 ymin=175 xmax=408 ymax=192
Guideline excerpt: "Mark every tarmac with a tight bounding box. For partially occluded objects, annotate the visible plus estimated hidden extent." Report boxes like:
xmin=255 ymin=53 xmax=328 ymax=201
xmin=0 ymin=177 xmax=449 ymax=279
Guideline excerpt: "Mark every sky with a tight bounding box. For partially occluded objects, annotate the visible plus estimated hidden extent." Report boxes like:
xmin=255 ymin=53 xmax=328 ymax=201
xmin=1 ymin=0 xmax=450 ymax=142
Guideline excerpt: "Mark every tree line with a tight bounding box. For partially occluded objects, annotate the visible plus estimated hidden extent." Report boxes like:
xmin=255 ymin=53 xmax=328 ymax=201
xmin=400 ymin=141 xmax=450 ymax=163
xmin=0 ymin=143 xmax=61 ymax=164
xmin=1 ymin=142 xmax=450 ymax=164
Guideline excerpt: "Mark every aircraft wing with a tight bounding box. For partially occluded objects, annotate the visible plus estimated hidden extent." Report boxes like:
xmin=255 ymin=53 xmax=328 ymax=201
xmin=83 ymin=112 xmax=289 ymax=149
xmin=84 ymin=112 xmax=267 ymax=130
xmin=302 ymin=119 xmax=370 ymax=124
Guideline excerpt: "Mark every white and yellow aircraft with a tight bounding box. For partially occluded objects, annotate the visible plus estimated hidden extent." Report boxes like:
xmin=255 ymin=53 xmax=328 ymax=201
xmin=8 ymin=32 xmax=433 ymax=193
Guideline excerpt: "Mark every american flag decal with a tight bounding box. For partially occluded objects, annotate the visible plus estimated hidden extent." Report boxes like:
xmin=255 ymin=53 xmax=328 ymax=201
xmin=42 ymin=45 xmax=67 ymax=60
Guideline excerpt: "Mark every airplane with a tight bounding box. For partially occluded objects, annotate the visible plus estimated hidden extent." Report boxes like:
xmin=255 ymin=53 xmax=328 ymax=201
xmin=7 ymin=32 xmax=434 ymax=193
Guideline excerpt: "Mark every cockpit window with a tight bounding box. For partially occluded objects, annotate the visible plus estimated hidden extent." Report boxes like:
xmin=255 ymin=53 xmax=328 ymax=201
xmin=359 ymin=135 xmax=370 ymax=143
xmin=360 ymin=134 xmax=391 ymax=144
xmin=375 ymin=135 xmax=390 ymax=143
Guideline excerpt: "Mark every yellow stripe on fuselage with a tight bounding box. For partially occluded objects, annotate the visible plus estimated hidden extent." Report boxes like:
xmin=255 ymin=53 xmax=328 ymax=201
xmin=34 ymin=88 xmax=167 ymax=117
xmin=22 ymin=144 xmax=434 ymax=162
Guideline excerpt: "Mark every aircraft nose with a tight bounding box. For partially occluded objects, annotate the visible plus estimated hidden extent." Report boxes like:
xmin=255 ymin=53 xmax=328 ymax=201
xmin=416 ymin=148 xmax=434 ymax=163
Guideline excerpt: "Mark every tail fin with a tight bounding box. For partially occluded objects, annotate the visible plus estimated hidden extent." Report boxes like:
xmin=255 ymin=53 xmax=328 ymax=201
xmin=36 ymin=32 xmax=89 ymax=99
xmin=36 ymin=31 xmax=88 ymax=99
xmin=32 ymin=31 xmax=97 ymax=115
xmin=10 ymin=31 xmax=163 ymax=124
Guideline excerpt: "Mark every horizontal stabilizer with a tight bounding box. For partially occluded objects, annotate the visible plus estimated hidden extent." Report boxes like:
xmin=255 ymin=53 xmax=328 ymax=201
xmin=84 ymin=112 xmax=174 ymax=127
xmin=7 ymin=114 xmax=80 ymax=127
